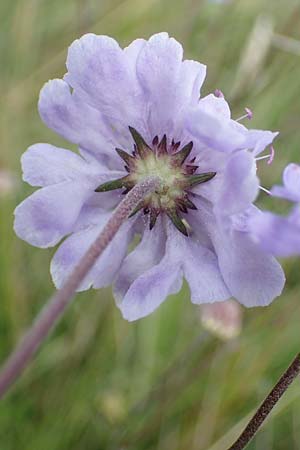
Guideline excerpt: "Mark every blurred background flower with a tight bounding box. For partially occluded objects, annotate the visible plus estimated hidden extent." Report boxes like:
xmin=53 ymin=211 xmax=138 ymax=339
xmin=208 ymin=0 xmax=232 ymax=4
xmin=200 ymin=300 xmax=242 ymax=340
xmin=0 ymin=169 xmax=16 ymax=197
xmin=1 ymin=0 xmax=300 ymax=449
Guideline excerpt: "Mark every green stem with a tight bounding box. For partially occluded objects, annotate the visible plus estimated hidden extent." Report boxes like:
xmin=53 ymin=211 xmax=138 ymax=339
xmin=0 ymin=176 xmax=159 ymax=399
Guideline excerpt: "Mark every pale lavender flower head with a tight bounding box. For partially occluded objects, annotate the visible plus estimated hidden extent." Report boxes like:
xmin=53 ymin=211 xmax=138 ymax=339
xmin=14 ymin=33 xmax=285 ymax=321
xmin=250 ymin=163 xmax=300 ymax=257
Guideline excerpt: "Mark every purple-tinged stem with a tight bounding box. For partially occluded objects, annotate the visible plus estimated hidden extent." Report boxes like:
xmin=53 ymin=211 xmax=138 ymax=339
xmin=0 ymin=176 xmax=159 ymax=399
xmin=228 ymin=352 xmax=300 ymax=450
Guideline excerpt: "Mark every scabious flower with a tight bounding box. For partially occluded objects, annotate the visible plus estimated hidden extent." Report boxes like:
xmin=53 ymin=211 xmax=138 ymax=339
xmin=249 ymin=163 xmax=300 ymax=256
xmin=14 ymin=32 xmax=285 ymax=321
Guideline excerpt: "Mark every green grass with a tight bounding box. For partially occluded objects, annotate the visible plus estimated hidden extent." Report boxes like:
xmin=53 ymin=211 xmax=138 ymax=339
xmin=1 ymin=0 xmax=300 ymax=448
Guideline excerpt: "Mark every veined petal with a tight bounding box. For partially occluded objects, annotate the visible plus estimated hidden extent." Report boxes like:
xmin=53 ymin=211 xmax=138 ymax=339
xmin=249 ymin=209 xmax=300 ymax=257
xmin=244 ymin=129 xmax=278 ymax=156
xmin=215 ymin=150 xmax=259 ymax=215
xmin=198 ymin=94 xmax=231 ymax=119
xmin=187 ymin=93 xmax=277 ymax=155
xmin=179 ymin=59 xmax=207 ymax=105
xmin=271 ymin=163 xmax=300 ymax=202
xmin=192 ymin=150 xmax=258 ymax=215
xmin=283 ymin=163 xmax=300 ymax=194
xmin=189 ymin=197 xmax=285 ymax=306
xmin=72 ymin=194 xmax=121 ymax=231
xmin=14 ymin=181 xmax=90 ymax=248
xmin=38 ymin=79 xmax=122 ymax=166
xmin=124 ymin=38 xmax=146 ymax=68
xmin=65 ymin=34 xmax=144 ymax=128
xmin=51 ymin=217 xmax=134 ymax=291
xmin=136 ymin=32 xmax=184 ymax=136
xmin=115 ymin=219 xmax=183 ymax=321
xmin=186 ymin=105 xmax=246 ymax=153
xmin=21 ymin=143 xmax=110 ymax=187
xmin=114 ymin=218 xmax=166 ymax=302
xmin=166 ymin=225 xmax=231 ymax=304
xmin=116 ymin=260 xmax=182 ymax=322
xmin=214 ymin=226 xmax=285 ymax=307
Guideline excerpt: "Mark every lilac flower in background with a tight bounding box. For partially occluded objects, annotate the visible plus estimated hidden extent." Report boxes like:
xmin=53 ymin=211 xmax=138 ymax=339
xmin=14 ymin=32 xmax=285 ymax=321
xmin=249 ymin=163 xmax=300 ymax=257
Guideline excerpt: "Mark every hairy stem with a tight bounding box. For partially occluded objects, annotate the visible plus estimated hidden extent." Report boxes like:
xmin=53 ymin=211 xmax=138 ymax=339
xmin=0 ymin=177 xmax=159 ymax=399
xmin=228 ymin=352 xmax=300 ymax=450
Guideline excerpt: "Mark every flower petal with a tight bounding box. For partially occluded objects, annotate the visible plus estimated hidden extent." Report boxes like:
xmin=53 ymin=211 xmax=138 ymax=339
xmin=271 ymin=163 xmax=300 ymax=202
xmin=65 ymin=34 xmax=144 ymax=128
xmin=167 ymin=227 xmax=231 ymax=304
xmin=21 ymin=143 xmax=111 ymax=187
xmin=116 ymin=261 xmax=182 ymax=322
xmin=189 ymin=197 xmax=285 ymax=306
xmin=215 ymin=150 xmax=259 ymax=215
xmin=198 ymin=93 xmax=231 ymax=119
xmin=14 ymin=181 xmax=89 ymax=248
xmin=249 ymin=209 xmax=300 ymax=257
xmin=38 ymin=79 xmax=123 ymax=166
xmin=51 ymin=216 xmax=134 ymax=291
xmin=186 ymin=104 xmax=246 ymax=153
xmin=124 ymin=38 xmax=146 ymax=67
xmin=179 ymin=59 xmax=207 ymax=105
xmin=192 ymin=151 xmax=259 ymax=215
xmin=114 ymin=218 xmax=166 ymax=302
xmin=115 ymin=219 xmax=183 ymax=321
xmin=214 ymin=227 xmax=285 ymax=306
xmin=187 ymin=94 xmax=277 ymax=155
xmin=136 ymin=32 xmax=184 ymax=136
xmin=244 ymin=129 xmax=278 ymax=156
xmin=72 ymin=193 xmax=121 ymax=231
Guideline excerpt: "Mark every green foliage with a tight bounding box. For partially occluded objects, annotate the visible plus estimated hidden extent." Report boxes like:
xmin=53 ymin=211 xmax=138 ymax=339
xmin=0 ymin=0 xmax=300 ymax=448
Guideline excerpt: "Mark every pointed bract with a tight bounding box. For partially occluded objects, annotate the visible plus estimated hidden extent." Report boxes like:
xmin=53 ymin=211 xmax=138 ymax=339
xmin=95 ymin=176 xmax=132 ymax=192
xmin=184 ymin=172 xmax=216 ymax=188
xmin=166 ymin=209 xmax=188 ymax=236
xmin=185 ymin=164 xmax=198 ymax=175
xmin=129 ymin=126 xmax=151 ymax=157
xmin=178 ymin=202 xmax=188 ymax=213
xmin=128 ymin=201 xmax=145 ymax=218
xmin=149 ymin=208 xmax=160 ymax=230
xmin=172 ymin=140 xmax=181 ymax=152
xmin=184 ymin=197 xmax=197 ymax=210
xmin=157 ymin=135 xmax=168 ymax=155
xmin=172 ymin=141 xmax=193 ymax=165
xmin=115 ymin=148 xmax=135 ymax=167
xmin=152 ymin=136 xmax=159 ymax=146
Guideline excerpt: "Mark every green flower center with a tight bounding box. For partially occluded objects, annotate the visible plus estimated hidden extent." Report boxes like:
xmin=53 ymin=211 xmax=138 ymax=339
xmin=132 ymin=152 xmax=184 ymax=207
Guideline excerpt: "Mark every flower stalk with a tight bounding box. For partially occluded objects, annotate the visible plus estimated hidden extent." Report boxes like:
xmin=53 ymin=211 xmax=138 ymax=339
xmin=228 ymin=352 xmax=300 ymax=450
xmin=0 ymin=176 xmax=160 ymax=399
